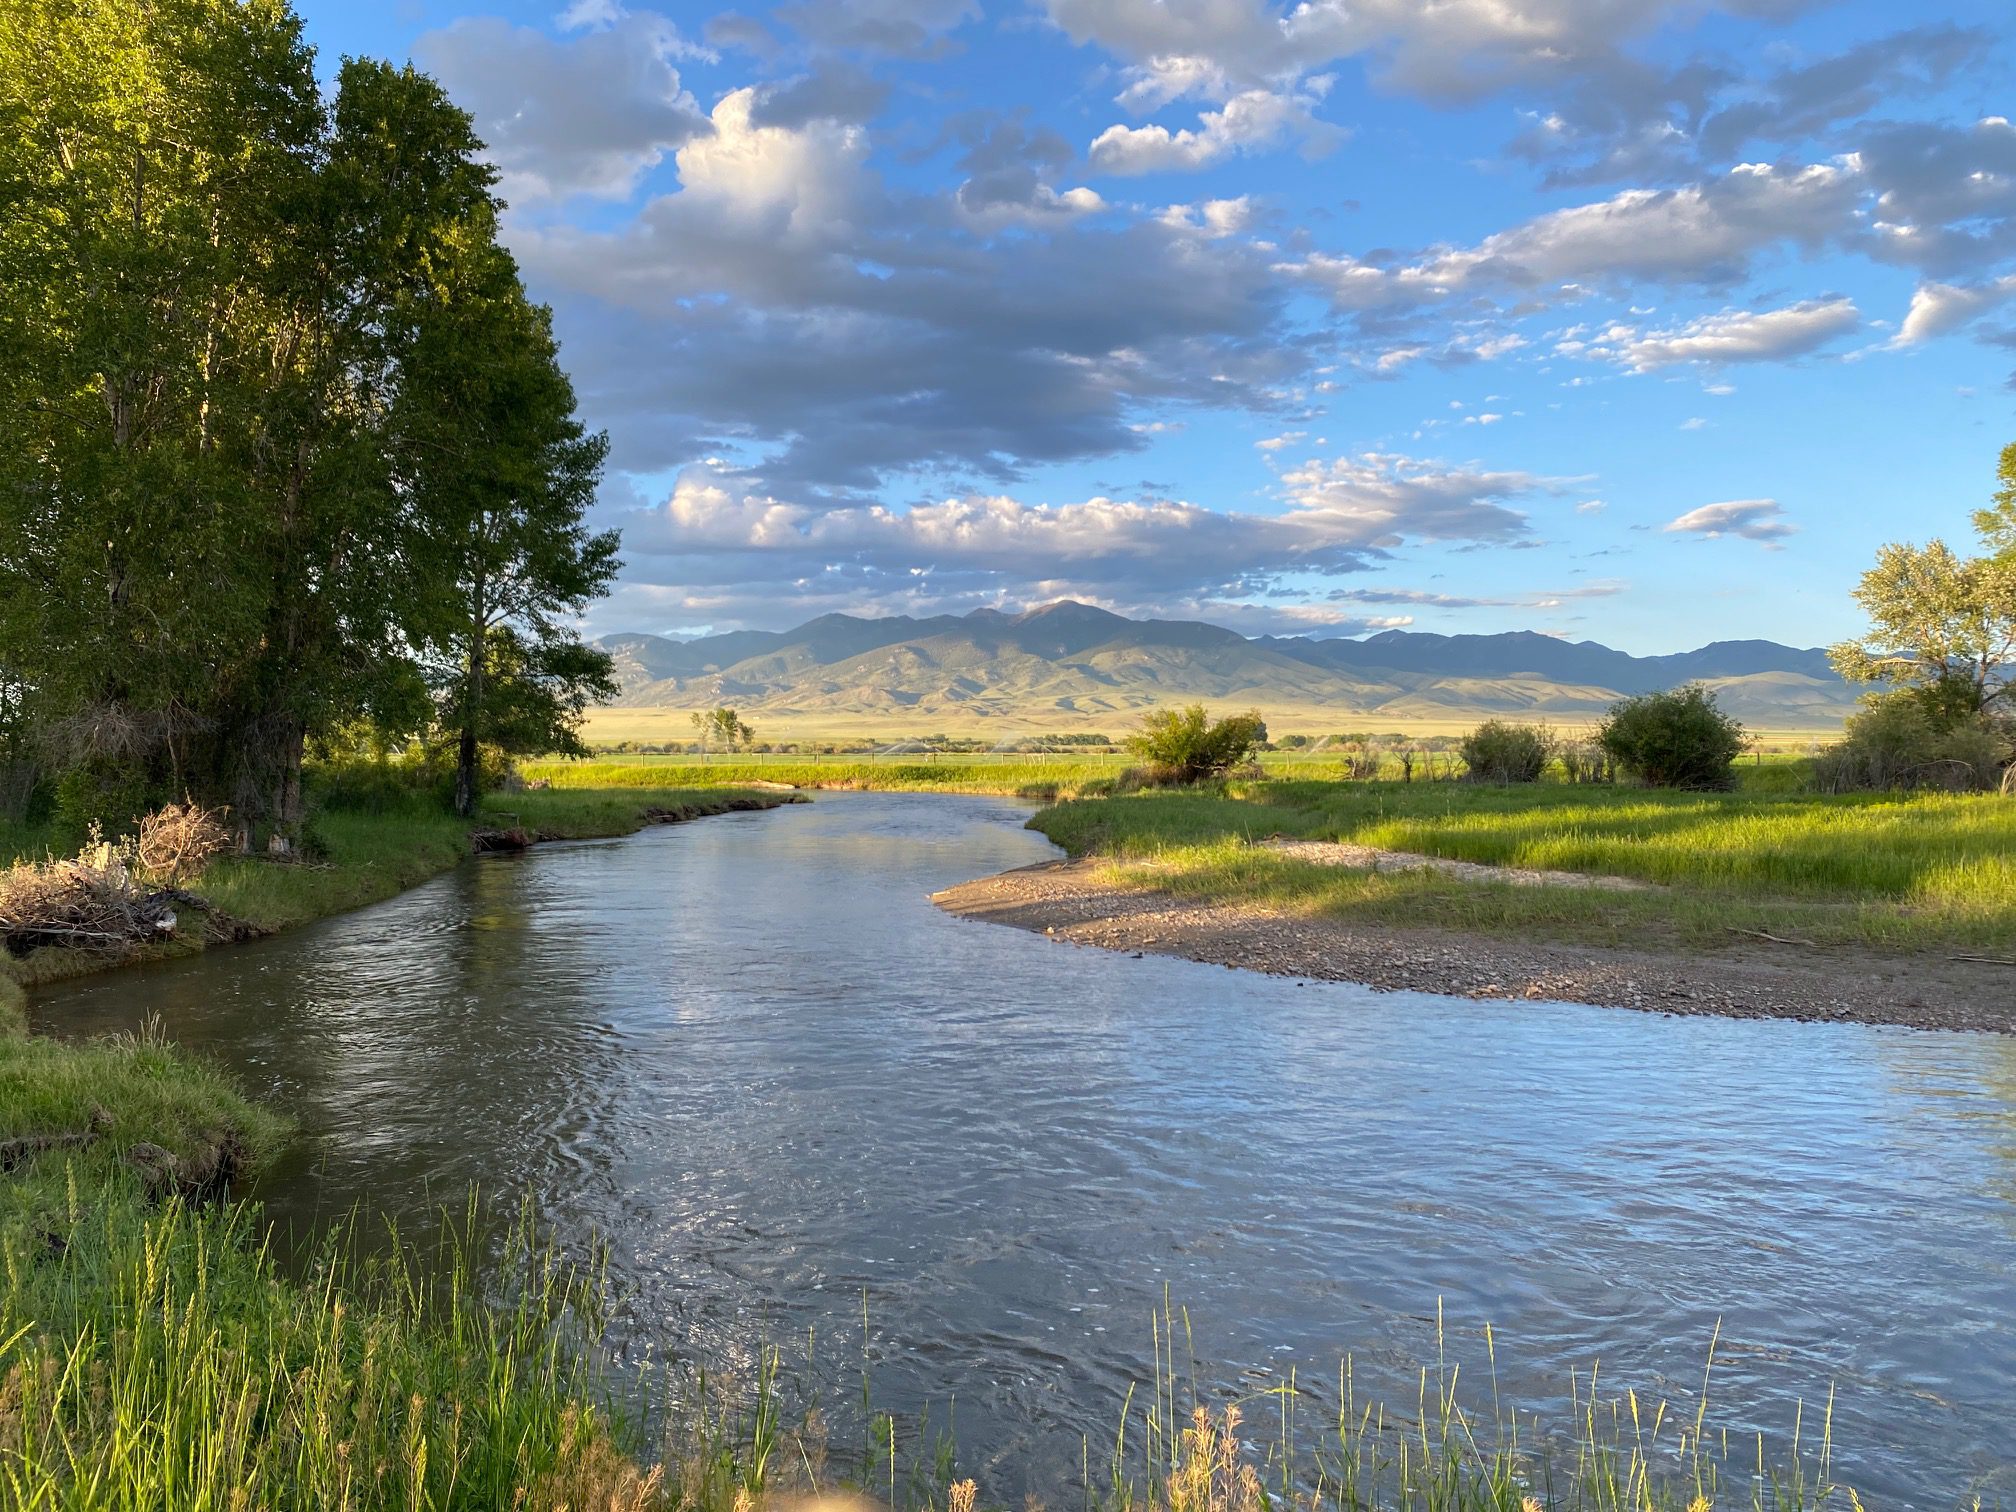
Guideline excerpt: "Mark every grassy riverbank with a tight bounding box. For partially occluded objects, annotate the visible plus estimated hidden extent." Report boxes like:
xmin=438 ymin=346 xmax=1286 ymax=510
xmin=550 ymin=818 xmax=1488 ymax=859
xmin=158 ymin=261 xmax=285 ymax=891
xmin=1 ymin=787 xmax=800 ymax=997
xmin=0 ymin=1027 xmax=676 ymax=1505
xmin=0 ymin=786 xmax=798 ymax=1504
xmin=1029 ymin=775 xmax=2016 ymax=954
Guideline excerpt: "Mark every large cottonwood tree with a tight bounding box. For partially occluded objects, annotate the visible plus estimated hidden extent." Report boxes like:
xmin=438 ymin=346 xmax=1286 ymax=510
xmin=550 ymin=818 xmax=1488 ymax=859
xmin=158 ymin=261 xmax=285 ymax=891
xmin=0 ymin=0 xmax=619 ymax=833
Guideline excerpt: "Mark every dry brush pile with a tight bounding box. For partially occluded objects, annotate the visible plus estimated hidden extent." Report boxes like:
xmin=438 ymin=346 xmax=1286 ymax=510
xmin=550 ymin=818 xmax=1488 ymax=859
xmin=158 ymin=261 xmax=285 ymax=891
xmin=0 ymin=804 xmax=240 ymax=957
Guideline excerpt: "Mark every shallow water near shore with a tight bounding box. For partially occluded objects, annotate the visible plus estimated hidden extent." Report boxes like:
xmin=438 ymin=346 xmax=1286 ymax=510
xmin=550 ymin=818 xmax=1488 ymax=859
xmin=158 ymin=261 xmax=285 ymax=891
xmin=32 ymin=792 xmax=2016 ymax=1506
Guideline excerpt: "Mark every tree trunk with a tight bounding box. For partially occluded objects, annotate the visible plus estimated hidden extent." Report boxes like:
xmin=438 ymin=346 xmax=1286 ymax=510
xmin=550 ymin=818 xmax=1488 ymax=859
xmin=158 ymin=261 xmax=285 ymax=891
xmin=455 ymin=621 xmax=484 ymax=819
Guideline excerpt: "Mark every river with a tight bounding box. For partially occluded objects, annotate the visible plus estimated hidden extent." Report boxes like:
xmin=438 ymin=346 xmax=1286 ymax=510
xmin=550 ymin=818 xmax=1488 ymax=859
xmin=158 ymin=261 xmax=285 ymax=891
xmin=31 ymin=793 xmax=2016 ymax=1505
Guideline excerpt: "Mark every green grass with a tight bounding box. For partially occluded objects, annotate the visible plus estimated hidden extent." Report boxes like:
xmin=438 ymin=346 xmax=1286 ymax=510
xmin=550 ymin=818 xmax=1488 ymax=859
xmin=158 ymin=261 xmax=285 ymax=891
xmin=521 ymin=756 xmax=1128 ymax=800
xmin=0 ymin=1175 xmax=667 ymax=1507
xmin=1029 ymin=774 xmax=2016 ymax=953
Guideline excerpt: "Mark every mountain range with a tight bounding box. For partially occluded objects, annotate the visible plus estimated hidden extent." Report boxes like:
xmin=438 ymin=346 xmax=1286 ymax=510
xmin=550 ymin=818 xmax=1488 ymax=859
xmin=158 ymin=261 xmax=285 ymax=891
xmin=594 ymin=601 xmax=1857 ymax=732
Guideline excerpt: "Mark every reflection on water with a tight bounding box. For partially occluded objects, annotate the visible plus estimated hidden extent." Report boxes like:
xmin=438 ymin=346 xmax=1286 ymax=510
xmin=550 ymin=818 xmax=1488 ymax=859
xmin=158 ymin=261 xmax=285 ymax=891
xmin=32 ymin=793 xmax=2016 ymax=1506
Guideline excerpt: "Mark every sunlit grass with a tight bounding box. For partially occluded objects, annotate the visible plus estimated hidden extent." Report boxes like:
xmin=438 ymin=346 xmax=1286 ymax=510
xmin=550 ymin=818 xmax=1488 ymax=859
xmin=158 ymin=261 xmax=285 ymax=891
xmin=1030 ymin=778 xmax=2016 ymax=952
xmin=520 ymin=757 xmax=1124 ymax=800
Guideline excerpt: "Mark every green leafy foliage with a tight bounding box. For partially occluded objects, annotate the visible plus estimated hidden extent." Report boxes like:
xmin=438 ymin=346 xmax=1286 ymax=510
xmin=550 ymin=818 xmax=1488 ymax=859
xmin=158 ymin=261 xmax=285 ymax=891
xmin=1458 ymin=720 xmax=1555 ymax=783
xmin=691 ymin=707 xmax=756 ymax=753
xmin=0 ymin=0 xmax=617 ymax=835
xmin=1598 ymin=685 xmax=1747 ymax=789
xmin=1830 ymin=485 xmax=2016 ymax=726
xmin=1126 ymin=705 xmax=1267 ymax=784
xmin=1814 ymin=695 xmax=2009 ymax=792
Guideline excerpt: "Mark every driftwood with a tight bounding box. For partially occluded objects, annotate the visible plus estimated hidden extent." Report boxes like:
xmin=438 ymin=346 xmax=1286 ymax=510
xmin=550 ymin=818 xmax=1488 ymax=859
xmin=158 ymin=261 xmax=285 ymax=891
xmin=1727 ymin=927 xmax=1818 ymax=947
xmin=0 ymin=848 xmax=264 ymax=955
xmin=0 ymin=1106 xmax=113 ymax=1175
xmin=135 ymin=802 xmax=232 ymax=883
xmin=470 ymin=826 xmax=533 ymax=853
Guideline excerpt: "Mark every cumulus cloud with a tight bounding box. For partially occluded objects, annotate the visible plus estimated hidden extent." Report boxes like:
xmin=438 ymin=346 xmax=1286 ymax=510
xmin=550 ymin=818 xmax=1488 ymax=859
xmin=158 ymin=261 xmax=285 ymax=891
xmin=1044 ymin=0 xmax=1777 ymax=105
xmin=594 ymin=452 xmax=1547 ymax=627
xmin=1564 ymin=296 xmax=1861 ymax=370
xmin=949 ymin=114 xmax=1105 ymax=224
xmin=1089 ymin=87 xmax=1342 ymax=174
xmin=1282 ymin=161 xmax=1861 ymax=315
xmin=1274 ymin=453 xmax=1540 ymax=545
xmin=1859 ymin=116 xmax=2016 ymax=274
xmin=1696 ymin=26 xmax=1987 ymax=161
xmin=414 ymin=12 xmax=710 ymax=202
xmin=1156 ymin=197 xmax=1260 ymax=237
xmin=1512 ymin=25 xmax=1988 ymax=188
xmin=509 ymin=85 xmax=1305 ymax=491
xmin=404 ymin=0 xmax=2012 ymax=640
xmin=1894 ymin=276 xmax=2016 ymax=345
xmin=1663 ymin=499 xmax=1796 ymax=541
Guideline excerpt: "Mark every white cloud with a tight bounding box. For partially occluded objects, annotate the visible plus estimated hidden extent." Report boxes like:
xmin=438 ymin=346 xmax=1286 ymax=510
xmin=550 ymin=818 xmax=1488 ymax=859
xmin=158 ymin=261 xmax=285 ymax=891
xmin=1281 ymin=161 xmax=1862 ymax=316
xmin=604 ymin=453 xmax=1546 ymax=624
xmin=1089 ymin=88 xmax=1341 ymax=173
xmin=1567 ymin=297 xmax=1861 ymax=371
xmin=1893 ymin=276 xmax=2016 ymax=345
xmin=1156 ymin=196 xmax=1259 ymax=236
xmin=1044 ymin=0 xmax=1747 ymax=103
xmin=1663 ymin=499 xmax=1795 ymax=541
xmin=673 ymin=87 xmax=870 ymax=236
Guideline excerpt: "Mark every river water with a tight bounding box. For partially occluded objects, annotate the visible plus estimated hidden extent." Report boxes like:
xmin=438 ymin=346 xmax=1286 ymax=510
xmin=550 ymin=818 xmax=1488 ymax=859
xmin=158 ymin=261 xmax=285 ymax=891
xmin=31 ymin=793 xmax=2016 ymax=1505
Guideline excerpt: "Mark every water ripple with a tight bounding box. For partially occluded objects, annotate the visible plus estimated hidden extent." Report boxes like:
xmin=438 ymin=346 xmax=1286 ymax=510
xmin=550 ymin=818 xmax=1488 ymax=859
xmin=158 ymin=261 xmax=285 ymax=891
xmin=31 ymin=793 xmax=2016 ymax=1507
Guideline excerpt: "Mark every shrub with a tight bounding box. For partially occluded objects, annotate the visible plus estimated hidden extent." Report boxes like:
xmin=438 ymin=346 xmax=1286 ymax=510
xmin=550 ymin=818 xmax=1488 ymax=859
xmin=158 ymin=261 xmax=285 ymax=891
xmin=1598 ymin=684 xmax=1747 ymax=789
xmin=1459 ymin=721 xmax=1555 ymax=783
xmin=135 ymin=802 xmax=233 ymax=882
xmin=1813 ymin=696 xmax=2010 ymax=792
xmin=52 ymin=760 xmax=163 ymax=841
xmin=1126 ymin=705 xmax=1267 ymax=784
xmin=1558 ymin=741 xmax=1614 ymax=784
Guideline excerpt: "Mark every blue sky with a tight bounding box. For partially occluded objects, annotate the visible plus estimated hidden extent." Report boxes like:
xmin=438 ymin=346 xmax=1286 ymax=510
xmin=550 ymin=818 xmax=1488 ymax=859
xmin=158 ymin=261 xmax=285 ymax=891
xmin=302 ymin=0 xmax=2012 ymax=651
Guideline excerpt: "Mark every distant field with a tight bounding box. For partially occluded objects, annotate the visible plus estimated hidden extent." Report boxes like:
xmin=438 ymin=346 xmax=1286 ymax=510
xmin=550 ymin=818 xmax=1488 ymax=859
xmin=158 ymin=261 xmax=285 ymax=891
xmin=578 ymin=705 xmax=1842 ymax=750
xmin=525 ymin=746 xmax=1817 ymax=797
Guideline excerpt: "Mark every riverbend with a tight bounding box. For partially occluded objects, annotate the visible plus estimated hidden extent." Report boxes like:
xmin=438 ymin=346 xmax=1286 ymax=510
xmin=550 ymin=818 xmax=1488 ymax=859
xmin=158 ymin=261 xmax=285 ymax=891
xmin=33 ymin=792 xmax=2016 ymax=1506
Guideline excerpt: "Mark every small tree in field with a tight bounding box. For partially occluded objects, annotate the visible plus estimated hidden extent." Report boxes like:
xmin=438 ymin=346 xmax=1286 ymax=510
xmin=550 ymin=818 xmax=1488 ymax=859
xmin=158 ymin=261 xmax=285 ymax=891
xmin=691 ymin=707 xmax=753 ymax=753
xmin=1598 ymin=685 xmax=1746 ymax=789
xmin=1127 ymin=705 xmax=1266 ymax=784
xmin=1459 ymin=720 xmax=1554 ymax=783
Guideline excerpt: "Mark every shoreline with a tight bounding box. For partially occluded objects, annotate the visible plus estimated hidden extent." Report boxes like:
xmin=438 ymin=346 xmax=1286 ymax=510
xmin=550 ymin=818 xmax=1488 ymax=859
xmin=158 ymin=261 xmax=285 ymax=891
xmin=933 ymin=857 xmax=2016 ymax=1034
xmin=2 ymin=789 xmax=806 ymax=1024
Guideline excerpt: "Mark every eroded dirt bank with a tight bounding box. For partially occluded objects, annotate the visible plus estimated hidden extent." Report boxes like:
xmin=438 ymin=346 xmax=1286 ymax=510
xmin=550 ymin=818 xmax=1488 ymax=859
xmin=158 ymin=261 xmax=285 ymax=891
xmin=933 ymin=858 xmax=2016 ymax=1033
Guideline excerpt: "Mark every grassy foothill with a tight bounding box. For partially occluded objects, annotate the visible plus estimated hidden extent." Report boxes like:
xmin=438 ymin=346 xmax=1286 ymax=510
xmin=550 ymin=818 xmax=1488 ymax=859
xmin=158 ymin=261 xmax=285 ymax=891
xmin=1029 ymin=772 xmax=2016 ymax=955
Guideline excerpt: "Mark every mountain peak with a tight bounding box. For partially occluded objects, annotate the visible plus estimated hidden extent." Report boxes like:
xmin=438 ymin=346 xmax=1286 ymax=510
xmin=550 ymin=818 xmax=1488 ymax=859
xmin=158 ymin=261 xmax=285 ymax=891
xmin=1011 ymin=600 xmax=1126 ymax=625
xmin=595 ymin=605 xmax=1850 ymax=729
